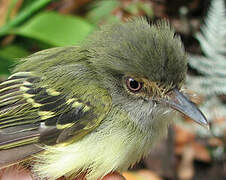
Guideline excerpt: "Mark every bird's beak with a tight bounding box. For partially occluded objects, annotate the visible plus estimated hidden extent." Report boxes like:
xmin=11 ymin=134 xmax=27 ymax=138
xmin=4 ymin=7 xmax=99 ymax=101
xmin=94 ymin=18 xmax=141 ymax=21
xmin=161 ymin=88 xmax=209 ymax=128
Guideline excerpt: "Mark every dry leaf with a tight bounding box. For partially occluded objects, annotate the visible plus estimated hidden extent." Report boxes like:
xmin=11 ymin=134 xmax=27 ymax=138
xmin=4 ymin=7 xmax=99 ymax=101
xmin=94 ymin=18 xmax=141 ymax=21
xmin=192 ymin=142 xmax=211 ymax=162
xmin=123 ymin=170 xmax=162 ymax=180
xmin=184 ymin=90 xmax=204 ymax=105
xmin=177 ymin=144 xmax=195 ymax=180
xmin=0 ymin=0 xmax=11 ymax=27
xmin=137 ymin=170 xmax=162 ymax=180
xmin=122 ymin=172 xmax=138 ymax=180
xmin=213 ymin=117 xmax=226 ymax=124
xmin=208 ymin=137 xmax=223 ymax=147
xmin=174 ymin=125 xmax=195 ymax=145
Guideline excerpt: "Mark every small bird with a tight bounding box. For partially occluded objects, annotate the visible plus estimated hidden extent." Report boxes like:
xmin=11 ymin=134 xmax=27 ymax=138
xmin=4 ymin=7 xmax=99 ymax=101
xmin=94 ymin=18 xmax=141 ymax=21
xmin=0 ymin=18 xmax=208 ymax=180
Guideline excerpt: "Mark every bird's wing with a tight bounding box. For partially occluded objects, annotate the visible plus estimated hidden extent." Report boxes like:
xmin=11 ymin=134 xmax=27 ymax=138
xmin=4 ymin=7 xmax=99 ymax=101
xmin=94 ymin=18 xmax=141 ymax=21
xmin=0 ymin=72 xmax=111 ymax=167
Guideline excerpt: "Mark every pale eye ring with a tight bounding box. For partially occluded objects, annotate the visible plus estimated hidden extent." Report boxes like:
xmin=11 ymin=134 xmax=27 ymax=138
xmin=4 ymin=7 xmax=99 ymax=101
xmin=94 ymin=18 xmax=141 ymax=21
xmin=126 ymin=78 xmax=142 ymax=92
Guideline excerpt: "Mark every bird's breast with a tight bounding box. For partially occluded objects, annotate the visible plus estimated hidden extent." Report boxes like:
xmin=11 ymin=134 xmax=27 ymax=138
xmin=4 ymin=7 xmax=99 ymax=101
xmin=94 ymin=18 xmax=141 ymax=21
xmin=33 ymin=106 xmax=172 ymax=180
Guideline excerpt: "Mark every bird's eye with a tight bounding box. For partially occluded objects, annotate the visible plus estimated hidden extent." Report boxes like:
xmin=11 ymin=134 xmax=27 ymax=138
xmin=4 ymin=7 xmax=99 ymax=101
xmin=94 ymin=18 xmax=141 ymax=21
xmin=126 ymin=78 xmax=142 ymax=93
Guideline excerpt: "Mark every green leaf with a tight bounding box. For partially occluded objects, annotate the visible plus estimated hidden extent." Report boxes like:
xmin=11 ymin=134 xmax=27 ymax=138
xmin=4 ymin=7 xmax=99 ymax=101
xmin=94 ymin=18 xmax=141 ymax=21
xmin=138 ymin=2 xmax=154 ymax=17
xmin=0 ymin=45 xmax=29 ymax=59
xmin=124 ymin=2 xmax=140 ymax=15
xmin=87 ymin=0 xmax=120 ymax=24
xmin=10 ymin=11 xmax=95 ymax=46
xmin=0 ymin=45 xmax=29 ymax=75
xmin=124 ymin=1 xmax=153 ymax=17
xmin=0 ymin=0 xmax=53 ymax=36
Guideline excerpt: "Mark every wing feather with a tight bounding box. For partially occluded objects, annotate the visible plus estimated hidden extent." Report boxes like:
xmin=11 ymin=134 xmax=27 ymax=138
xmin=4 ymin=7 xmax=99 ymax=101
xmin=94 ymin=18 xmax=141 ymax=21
xmin=0 ymin=144 xmax=43 ymax=168
xmin=0 ymin=71 xmax=111 ymax=167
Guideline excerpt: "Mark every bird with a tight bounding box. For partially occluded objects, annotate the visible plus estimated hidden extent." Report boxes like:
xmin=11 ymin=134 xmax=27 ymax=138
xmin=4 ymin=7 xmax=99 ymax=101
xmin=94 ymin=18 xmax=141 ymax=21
xmin=0 ymin=18 xmax=208 ymax=180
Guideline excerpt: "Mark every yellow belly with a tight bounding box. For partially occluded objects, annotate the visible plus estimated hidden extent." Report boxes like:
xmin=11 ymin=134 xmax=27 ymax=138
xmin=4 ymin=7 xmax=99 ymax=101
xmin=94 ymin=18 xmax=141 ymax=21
xmin=33 ymin=110 xmax=171 ymax=180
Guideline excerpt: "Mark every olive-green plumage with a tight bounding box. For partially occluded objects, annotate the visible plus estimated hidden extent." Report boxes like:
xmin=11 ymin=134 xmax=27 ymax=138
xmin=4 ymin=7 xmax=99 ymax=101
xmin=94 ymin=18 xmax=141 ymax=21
xmin=0 ymin=18 xmax=207 ymax=180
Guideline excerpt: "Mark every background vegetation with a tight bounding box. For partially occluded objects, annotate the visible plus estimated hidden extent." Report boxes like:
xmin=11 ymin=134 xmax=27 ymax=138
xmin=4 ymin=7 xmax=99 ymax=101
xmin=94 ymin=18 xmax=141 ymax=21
xmin=0 ymin=0 xmax=225 ymax=179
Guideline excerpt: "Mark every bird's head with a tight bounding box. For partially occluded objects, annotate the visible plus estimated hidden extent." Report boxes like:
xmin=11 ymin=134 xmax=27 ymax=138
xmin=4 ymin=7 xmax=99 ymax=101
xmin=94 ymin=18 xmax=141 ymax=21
xmin=84 ymin=18 xmax=208 ymax=129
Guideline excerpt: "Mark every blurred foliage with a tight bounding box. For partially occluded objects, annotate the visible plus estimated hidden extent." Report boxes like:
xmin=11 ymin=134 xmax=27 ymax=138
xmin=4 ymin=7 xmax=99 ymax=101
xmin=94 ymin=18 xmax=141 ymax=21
xmin=0 ymin=0 xmax=95 ymax=76
xmin=0 ymin=0 xmax=225 ymax=180
xmin=11 ymin=12 xmax=94 ymax=46
xmin=183 ymin=0 xmax=226 ymax=138
xmin=0 ymin=44 xmax=29 ymax=74
xmin=188 ymin=0 xmax=226 ymax=95
xmin=86 ymin=0 xmax=121 ymax=24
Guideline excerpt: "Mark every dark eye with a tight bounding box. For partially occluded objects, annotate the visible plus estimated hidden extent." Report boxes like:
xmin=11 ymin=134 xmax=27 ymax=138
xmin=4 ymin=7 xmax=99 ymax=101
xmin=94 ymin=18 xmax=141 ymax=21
xmin=126 ymin=78 xmax=142 ymax=92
